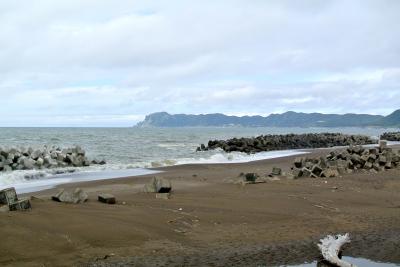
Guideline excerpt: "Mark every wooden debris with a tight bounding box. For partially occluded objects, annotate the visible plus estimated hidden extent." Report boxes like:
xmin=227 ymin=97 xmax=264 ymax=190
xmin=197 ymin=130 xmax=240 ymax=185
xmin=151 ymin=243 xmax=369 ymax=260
xmin=318 ymin=233 xmax=356 ymax=267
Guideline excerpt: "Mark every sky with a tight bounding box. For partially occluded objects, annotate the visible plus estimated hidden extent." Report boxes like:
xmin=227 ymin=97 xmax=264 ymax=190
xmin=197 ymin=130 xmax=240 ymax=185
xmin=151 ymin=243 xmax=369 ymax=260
xmin=1 ymin=0 xmax=399 ymax=126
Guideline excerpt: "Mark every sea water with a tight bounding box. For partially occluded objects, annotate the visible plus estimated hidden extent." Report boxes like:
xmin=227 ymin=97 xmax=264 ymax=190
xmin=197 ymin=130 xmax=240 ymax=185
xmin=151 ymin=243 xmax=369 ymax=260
xmin=1 ymin=126 xmax=399 ymax=193
xmin=288 ymin=256 xmax=400 ymax=266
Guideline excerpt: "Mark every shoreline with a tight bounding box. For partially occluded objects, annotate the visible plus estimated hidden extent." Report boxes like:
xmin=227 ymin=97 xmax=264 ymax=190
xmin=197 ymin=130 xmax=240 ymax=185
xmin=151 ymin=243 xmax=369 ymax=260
xmin=1 ymin=146 xmax=400 ymax=266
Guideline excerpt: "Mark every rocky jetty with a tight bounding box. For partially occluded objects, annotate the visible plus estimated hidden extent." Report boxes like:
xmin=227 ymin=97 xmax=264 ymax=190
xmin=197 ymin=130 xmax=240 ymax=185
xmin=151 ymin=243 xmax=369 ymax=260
xmin=197 ymin=133 xmax=376 ymax=154
xmin=380 ymin=132 xmax=400 ymax=141
xmin=288 ymin=141 xmax=400 ymax=179
xmin=0 ymin=145 xmax=105 ymax=172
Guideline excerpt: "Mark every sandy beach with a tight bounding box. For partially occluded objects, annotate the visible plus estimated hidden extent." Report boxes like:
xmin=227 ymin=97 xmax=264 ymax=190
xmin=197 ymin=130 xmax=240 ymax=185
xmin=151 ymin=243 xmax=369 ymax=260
xmin=1 ymin=147 xmax=400 ymax=267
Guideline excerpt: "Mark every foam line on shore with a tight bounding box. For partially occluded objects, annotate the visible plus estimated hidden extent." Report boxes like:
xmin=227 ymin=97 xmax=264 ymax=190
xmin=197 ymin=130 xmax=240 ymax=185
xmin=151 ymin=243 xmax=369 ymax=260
xmin=3 ymin=168 xmax=161 ymax=194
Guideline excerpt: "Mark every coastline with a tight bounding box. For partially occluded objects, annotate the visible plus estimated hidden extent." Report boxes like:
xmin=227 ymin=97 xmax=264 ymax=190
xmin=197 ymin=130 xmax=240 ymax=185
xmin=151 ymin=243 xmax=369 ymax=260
xmin=1 ymin=146 xmax=400 ymax=266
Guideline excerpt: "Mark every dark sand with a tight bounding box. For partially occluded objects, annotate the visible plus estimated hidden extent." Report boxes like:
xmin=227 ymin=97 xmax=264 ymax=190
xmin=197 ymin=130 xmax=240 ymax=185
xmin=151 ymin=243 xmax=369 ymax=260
xmin=1 ymin=147 xmax=400 ymax=266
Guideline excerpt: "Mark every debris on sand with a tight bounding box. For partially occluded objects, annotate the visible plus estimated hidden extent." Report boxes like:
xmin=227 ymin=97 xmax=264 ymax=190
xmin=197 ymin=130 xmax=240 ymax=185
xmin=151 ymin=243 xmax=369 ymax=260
xmin=0 ymin=187 xmax=31 ymax=212
xmin=288 ymin=143 xmax=400 ymax=179
xmin=318 ymin=233 xmax=356 ymax=267
xmin=143 ymin=177 xmax=172 ymax=193
xmin=98 ymin=193 xmax=116 ymax=204
xmin=51 ymin=188 xmax=88 ymax=204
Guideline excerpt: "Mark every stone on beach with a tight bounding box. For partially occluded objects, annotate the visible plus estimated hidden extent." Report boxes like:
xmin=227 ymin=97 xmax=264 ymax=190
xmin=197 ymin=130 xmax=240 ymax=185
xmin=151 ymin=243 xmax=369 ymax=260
xmin=9 ymin=198 xmax=32 ymax=211
xmin=52 ymin=188 xmax=88 ymax=204
xmin=0 ymin=187 xmax=18 ymax=205
xmin=270 ymin=167 xmax=282 ymax=176
xmin=0 ymin=187 xmax=31 ymax=212
xmin=144 ymin=177 xmax=172 ymax=193
xmin=98 ymin=193 xmax=116 ymax=204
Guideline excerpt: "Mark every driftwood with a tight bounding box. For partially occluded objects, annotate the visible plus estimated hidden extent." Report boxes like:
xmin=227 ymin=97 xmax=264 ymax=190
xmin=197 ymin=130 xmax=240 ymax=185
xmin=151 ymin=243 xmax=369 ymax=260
xmin=318 ymin=233 xmax=357 ymax=267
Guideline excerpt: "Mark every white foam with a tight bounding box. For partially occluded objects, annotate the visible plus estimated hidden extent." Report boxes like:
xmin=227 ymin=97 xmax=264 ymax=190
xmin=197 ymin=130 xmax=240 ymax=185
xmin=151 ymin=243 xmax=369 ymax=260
xmin=1 ymin=168 xmax=160 ymax=194
xmin=149 ymin=149 xmax=309 ymax=167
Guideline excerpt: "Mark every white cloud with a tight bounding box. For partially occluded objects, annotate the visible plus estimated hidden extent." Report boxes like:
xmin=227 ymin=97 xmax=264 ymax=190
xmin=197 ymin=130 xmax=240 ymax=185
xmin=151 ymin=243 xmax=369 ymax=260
xmin=0 ymin=0 xmax=399 ymax=126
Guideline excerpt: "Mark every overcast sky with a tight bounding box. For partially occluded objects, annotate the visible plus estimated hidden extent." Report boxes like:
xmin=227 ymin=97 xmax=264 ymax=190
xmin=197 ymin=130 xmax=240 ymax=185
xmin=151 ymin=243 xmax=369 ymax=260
xmin=1 ymin=0 xmax=399 ymax=126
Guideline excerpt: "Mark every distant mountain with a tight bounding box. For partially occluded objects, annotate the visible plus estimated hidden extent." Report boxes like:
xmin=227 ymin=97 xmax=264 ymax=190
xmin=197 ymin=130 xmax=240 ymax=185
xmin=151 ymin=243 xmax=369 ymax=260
xmin=136 ymin=110 xmax=400 ymax=127
xmin=371 ymin=109 xmax=400 ymax=127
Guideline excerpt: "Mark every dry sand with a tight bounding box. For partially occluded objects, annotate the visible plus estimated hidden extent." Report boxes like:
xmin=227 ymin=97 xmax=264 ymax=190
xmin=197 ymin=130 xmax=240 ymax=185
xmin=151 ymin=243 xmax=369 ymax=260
xmin=0 ymin=148 xmax=400 ymax=266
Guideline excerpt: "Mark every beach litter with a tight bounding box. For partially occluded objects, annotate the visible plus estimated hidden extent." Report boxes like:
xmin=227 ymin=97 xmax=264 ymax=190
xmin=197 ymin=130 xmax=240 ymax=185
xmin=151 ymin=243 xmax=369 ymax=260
xmin=51 ymin=188 xmax=88 ymax=204
xmin=318 ymin=233 xmax=356 ymax=267
xmin=0 ymin=187 xmax=31 ymax=212
xmin=98 ymin=193 xmax=116 ymax=204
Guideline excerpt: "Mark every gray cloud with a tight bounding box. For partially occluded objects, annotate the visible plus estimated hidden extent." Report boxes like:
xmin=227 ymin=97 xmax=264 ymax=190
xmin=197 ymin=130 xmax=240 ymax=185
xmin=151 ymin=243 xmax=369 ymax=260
xmin=0 ymin=0 xmax=399 ymax=126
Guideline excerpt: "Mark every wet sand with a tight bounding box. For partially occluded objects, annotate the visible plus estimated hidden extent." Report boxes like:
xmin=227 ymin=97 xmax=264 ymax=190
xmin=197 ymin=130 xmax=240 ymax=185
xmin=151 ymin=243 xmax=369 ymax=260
xmin=1 ymin=147 xmax=400 ymax=266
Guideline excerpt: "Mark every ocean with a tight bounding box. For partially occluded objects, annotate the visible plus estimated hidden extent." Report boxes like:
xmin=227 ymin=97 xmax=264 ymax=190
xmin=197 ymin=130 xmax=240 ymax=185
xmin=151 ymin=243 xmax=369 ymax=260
xmin=1 ymin=126 xmax=399 ymax=193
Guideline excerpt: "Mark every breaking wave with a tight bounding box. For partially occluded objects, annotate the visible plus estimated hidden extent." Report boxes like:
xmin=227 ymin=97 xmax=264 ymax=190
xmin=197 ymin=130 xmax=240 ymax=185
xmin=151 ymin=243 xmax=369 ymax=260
xmin=0 ymin=149 xmax=307 ymax=194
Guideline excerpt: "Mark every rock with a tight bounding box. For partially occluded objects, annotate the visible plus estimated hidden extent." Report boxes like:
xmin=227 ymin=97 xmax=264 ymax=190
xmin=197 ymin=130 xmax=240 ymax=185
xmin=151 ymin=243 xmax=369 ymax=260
xmin=311 ymin=165 xmax=323 ymax=176
xmin=294 ymin=157 xmax=303 ymax=168
xmin=302 ymin=167 xmax=312 ymax=177
xmin=52 ymin=188 xmax=88 ymax=204
xmin=350 ymin=154 xmax=361 ymax=165
xmin=379 ymin=155 xmax=387 ymax=165
xmin=271 ymin=167 xmax=282 ymax=176
xmin=243 ymin=173 xmax=258 ymax=183
xmin=292 ymin=168 xmax=303 ymax=178
xmin=0 ymin=187 xmax=18 ymax=205
xmin=98 ymin=193 xmax=116 ymax=204
xmin=385 ymin=162 xmax=392 ymax=169
xmin=321 ymin=168 xmax=339 ymax=178
xmin=36 ymin=157 xmax=44 ymax=167
xmin=364 ymin=161 xmax=373 ymax=170
xmin=8 ymin=198 xmax=31 ymax=211
xmin=144 ymin=177 xmax=172 ymax=193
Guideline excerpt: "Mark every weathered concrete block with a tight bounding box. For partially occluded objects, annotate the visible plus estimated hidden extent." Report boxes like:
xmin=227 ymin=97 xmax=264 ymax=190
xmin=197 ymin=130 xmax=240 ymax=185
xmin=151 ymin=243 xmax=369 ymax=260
xmin=98 ymin=193 xmax=116 ymax=204
xmin=8 ymin=198 xmax=31 ymax=211
xmin=244 ymin=173 xmax=258 ymax=183
xmin=271 ymin=167 xmax=282 ymax=176
xmin=302 ymin=167 xmax=312 ymax=177
xmin=321 ymin=168 xmax=339 ymax=178
xmin=379 ymin=155 xmax=387 ymax=165
xmin=0 ymin=187 xmax=18 ymax=205
xmin=52 ymin=188 xmax=88 ymax=204
xmin=144 ymin=177 xmax=172 ymax=193
xmin=294 ymin=157 xmax=303 ymax=168
xmin=292 ymin=168 xmax=303 ymax=178
xmin=311 ymin=164 xmax=323 ymax=176
xmin=385 ymin=162 xmax=392 ymax=169
xmin=363 ymin=162 xmax=373 ymax=170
